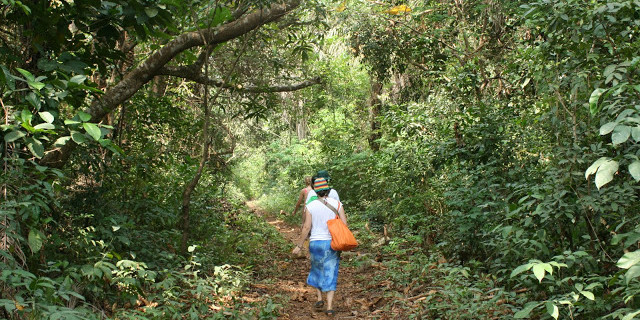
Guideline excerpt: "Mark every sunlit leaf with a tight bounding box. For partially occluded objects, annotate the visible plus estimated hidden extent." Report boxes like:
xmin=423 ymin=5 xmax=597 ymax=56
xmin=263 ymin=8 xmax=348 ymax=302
xmin=599 ymin=121 xmax=618 ymax=135
xmin=589 ymin=88 xmax=607 ymax=115
xmin=612 ymin=125 xmax=631 ymax=145
xmin=625 ymin=265 xmax=640 ymax=285
xmin=630 ymin=161 xmax=640 ymax=182
xmin=585 ymin=157 xmax=609 ymax=180
xmin=83 ymin=123 xmax=101 ymax=140
xmin=39 ymin=111 xmax=54 ymax=123
xmin=532 ymin=263 xmax=546 ymax=282
xmin=545 ymin=301 xmax=559 ymax=319
xmin=595 ymin=159 xmax=618 ymax=189
xmin=618 ymin=251 xmax=640 ymax=269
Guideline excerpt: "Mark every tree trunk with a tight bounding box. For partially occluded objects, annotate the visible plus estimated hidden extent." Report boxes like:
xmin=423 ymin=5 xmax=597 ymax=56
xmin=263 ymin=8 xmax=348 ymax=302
xmin=179 ymin=78 xmax=211 ymax=255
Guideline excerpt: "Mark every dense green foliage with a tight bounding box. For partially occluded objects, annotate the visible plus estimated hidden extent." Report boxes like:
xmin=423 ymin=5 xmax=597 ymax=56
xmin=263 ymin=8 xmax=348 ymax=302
xmin=2 ymin=0 xmax=640 ymax=319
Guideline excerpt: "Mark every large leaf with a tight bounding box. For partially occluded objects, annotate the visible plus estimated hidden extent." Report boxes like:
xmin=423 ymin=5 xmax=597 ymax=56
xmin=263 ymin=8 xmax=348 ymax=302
xmin=54 ymin=136 xmax=71 ymax=147
xmin=78 ymin=111 xmax=91 ymax=122
xmin=4 ymin=130 xmax=25 ymax=142
xmin=630 ymin=161 xmax=640 ymax=182
xmin=38 ymin=111 xmax=54 ymax=123
xmin=589 ymin=88 xmax=607 ymax=115
xmin=514 ymin=302 xmax=540 ymax=319
xmin=625 ymin=265 xmax=640 ymax=285
xmin=585 ymin=157 xmax=609 ymax=180
xmin=632 ymin=127 xmax=640 ymax=142
xmin=612 ymin=125 xmax=631 ymax=145
xmin=510 ymin=263 xmax=533 ymax=278
xmin=83 ymin=123 xmax=101 ymax=141
xmin=595 ymin=159 xmax=618 ymax=189
xmin=532 ymin=263 xmax=549 ymax=282
xmin=618 ymin=251 xmax=640 ymax=269
xmin=28 ymin=229 xmax=43 ymax=253
xmin=600 ymin=121 xmax=618 ymax=135
xmin=33 ymin=123 xmax=55 ymax=130
xmin=27 ymin=138 xmax=44 ymax=158
xmin=545 ymin=301 xmax=559 ymax=320
xmin=71 ymin=131 xmax=87 ymax=144
xmin=622 ymin=310 xmax=640 ymax=320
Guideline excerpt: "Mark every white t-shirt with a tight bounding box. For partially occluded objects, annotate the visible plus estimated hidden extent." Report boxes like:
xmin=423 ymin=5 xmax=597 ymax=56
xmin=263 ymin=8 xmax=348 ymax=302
xmin=305 ymin=188 xmax=340 ymax=204
xmin=306 ymin=197 xmax=342 ymax=241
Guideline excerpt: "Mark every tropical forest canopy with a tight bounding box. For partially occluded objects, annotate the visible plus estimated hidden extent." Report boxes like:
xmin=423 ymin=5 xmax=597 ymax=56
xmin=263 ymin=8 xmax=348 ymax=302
xmin=1 ymin=0 xmax=640 ymax=319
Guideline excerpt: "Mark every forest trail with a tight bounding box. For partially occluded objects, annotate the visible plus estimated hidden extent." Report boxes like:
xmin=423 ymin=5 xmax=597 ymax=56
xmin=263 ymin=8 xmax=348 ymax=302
xmin=245 ymin=202 xmax=401 ymax=319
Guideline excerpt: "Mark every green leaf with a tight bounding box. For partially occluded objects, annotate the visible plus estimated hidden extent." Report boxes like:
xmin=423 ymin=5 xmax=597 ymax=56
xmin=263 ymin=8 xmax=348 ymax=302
xmin=25 ymin=92 xmax=40 ymax=108
xmin=78 ymin=111 xmax=91 ymax=122
xmin=630 ymin=161 xmax=640 ymax=182
xmin=595 ymin=159 xmax=618 ymax=189
xmin=580 ymin=291 xmax=595 ymax=300
xmin=83 ymin=123 xmax=101 ymax=140
xmin=69 ymin=75 xmax=86 ymax=84
xmin=54 ymin=136 xmax=71 ymax=147
xmin=622 ymin=310 xmax=640 ymax=320
xmin=21 ymin=109 xmax=33 ymax=124
xmin=28 ymin=229 xmax=43 ymax=253
xmin=514 ymin=302 xmax=540 ymax=319
xmin=632 ymin=127 xmax=640 ymax=142
xmin=511 ymin=263 xmax=533 ymax=278
xmin=545 ymin=301 xmax=559 ymax=320
xmin=16 ymin=67 xmax=35 ymax=82
xmin=625 ymin=265 xmax=640 ymax=284
xmin=618 ymin=251 xmax=640 ymax=269
xmin=585 ymin=157 xmax=609 ymax=180
xmin=600 ymin=122 xmax=618 ymax=135
xmin=27 ymin=80 xmax=45 ymax=90
xmin=38 ymin=111 xmax=54 ymax=123
xmin=64 ymin=119 xmax=81 ymax=125
xmin=34 ymin=123 xmax=55 ymax=130
xmin=1 ymin=65 xmax=16 ymax=90
xmin=532 ymin=263 xmax=546 ymax=282
xmin=4 ymin=130 xmax=25 ymax=142
xmin=27 ymin=139 xmax=44 ymax=158
xmin=145 ymin=7 xmax=159 ymax=18
xmin=612 ymin=125 xmax=631 ymax=145
xmin=590 ymin=88 xmax=607 ymax=115
xmin=71 ymin=131 xmax=87 ymax=144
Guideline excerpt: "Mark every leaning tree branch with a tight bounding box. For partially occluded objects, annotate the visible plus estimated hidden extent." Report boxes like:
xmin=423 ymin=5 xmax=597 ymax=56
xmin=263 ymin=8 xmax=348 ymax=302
xmin=158 ymin=65 xmax=321 ymax=93
xmin=40 ymin=0 xmax=301 ymax=168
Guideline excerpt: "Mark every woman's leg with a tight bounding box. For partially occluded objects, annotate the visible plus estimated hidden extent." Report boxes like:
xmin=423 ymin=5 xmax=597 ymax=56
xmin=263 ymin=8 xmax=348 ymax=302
xmin=326 ymin=291 xmax=335 ymax=310
xmin=316 ymin=288 xmax=322 ymax=302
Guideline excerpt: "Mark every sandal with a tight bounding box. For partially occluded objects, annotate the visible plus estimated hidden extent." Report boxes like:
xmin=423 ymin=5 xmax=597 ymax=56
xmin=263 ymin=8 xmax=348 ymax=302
xmin=314 ymin=301 xmax=324 ymax=310
xmin=325 ymin=310 xmax=335 ymax=317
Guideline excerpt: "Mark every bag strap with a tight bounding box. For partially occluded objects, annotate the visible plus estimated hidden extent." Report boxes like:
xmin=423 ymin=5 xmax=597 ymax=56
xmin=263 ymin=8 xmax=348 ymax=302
xmin=318 ymin=198 xmax=339 ymax=218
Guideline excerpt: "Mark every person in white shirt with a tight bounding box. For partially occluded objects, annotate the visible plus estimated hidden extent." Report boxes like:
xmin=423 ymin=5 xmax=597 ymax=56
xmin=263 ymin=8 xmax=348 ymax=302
xmin=305 ymin=170 xmax=340 ymax=204
xmin=292 ymin=177 xmax=347 ymax=317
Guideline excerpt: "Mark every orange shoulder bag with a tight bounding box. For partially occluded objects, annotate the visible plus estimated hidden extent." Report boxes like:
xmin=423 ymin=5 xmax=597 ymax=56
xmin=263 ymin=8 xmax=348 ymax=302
xmin=320 ymin=199 xmax=358 ymax=251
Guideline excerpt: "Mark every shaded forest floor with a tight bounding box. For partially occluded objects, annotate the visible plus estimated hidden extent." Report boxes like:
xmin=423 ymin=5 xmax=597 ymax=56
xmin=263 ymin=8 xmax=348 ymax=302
xmin=243 ymin=202 xmax=412 ymax=320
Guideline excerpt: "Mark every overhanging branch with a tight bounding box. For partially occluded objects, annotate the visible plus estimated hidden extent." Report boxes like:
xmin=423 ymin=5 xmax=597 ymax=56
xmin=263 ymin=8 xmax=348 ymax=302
xmin=158 ymin=65 xmax=322 ymax=93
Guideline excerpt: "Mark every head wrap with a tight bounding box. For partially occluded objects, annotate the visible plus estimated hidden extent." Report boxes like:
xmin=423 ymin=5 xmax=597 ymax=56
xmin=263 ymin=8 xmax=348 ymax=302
xmin=316 ymin=170 xmax=331 ymax=182
xmin=313 ymin=177 xmax=330 ymax=192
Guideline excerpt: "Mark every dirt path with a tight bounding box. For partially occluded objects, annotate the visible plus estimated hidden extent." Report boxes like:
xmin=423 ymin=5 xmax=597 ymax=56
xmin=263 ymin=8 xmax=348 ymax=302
xmin=245 ymin=202 xmax=393 ymax=319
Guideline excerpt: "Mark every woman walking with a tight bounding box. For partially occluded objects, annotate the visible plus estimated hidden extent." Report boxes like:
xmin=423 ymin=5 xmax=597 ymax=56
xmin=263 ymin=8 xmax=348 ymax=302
xmin=292 ymin=177 xmax=347 ymax=316
xmin=291 ymin=176 xmax=313 ymax=224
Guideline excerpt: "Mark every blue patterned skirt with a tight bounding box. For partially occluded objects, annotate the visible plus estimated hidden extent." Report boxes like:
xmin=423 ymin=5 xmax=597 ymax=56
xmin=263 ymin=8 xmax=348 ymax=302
xmin=307 ymin=240 xmax=340 ymax=292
